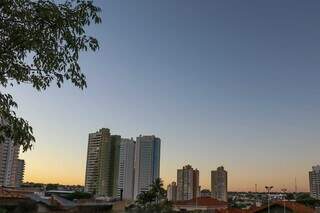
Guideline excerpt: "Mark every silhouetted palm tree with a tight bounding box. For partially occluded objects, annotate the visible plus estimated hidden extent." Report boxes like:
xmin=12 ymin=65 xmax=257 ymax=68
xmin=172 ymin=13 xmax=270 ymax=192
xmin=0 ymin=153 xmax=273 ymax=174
xmin=150 ymin=178 xmax=166 ymax=204
xmin=135 ymin=178 xmax=171 ymax=212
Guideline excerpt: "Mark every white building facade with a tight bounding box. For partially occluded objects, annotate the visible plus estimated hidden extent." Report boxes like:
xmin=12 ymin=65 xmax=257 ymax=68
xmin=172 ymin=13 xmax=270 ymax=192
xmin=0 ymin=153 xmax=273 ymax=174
xmin=0 ymin=137 xmax=20 ymax=187
xmin=118 ymin=138 xmax=135 ymax=200
xmin=309 ymin=165 xmax=320 ymax=199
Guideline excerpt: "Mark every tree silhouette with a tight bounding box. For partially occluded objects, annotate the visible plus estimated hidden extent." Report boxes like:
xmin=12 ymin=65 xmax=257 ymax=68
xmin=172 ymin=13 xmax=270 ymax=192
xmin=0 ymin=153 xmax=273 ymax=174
xmin=150 ymin=178 xmax=166 ymax=205
xmin=135 ymin=178 xmax=172 ymax=212
xmin=0 ymin=0 xmax=101 ymax=151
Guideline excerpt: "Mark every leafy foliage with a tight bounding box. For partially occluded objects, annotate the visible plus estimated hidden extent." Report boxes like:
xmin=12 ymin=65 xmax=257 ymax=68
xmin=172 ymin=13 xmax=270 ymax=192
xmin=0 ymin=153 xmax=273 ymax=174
xmin=296 ymin=193 xmax=320 ymax=207
xmin=150 ymin=177 xmax=167 ymax=205
xmin=45 ymin=183 xmax=60 ymax=191
xmin=134 ymin=178 xmax=172 ymax=213
xmin=64 ymin=191 xmax=92 ymax=201
xmin=0 ymin=0 xmax=101 ymax=151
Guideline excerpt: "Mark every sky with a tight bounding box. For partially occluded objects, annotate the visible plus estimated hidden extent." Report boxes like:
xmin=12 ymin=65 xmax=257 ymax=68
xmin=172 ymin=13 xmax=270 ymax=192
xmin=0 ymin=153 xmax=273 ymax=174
xmin=7 ymin=0 xmax=320 ymax=192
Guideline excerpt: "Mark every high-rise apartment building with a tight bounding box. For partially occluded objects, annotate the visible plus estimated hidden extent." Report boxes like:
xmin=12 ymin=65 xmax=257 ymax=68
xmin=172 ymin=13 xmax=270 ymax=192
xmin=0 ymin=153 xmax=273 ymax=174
xmin=133 ymin=135 xmax=161 ymax=198
xmin=0 ymin=137 xmax=20 ymax=187
xmin=211 ymin=166 xmax=228 ymax=202
xmin=309 ymin=165 xmax=320 ymax=199
xmin=15 ymin=159 xmax=25 ymax=187
xmin=97 ymin=134 xmax=121 ymax=197
xmin=85 ymin=128 xmax=121 ymax=197
xmin=193 ymin=169 xmax=200 ymax=199
xmin=85 ymin=128 xmax=109 ymax=194
xmin=118 ymin=138 xmax=135 ymax=200
xmin=167 ymin=181 xmax=177 ymax=201
xmin=177 ymin=165 xmax=200 ymax=201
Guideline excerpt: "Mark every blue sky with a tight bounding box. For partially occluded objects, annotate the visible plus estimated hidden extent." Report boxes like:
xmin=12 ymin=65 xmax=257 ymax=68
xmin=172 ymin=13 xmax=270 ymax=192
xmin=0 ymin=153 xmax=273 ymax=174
xmin=8 ymin=0 xmax=320 ymax=191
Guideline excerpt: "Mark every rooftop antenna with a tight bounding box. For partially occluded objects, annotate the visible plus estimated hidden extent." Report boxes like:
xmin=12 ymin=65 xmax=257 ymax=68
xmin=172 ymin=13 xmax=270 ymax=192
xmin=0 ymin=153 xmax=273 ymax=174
xmin=295 ymin=177 xmax=297 ymax=194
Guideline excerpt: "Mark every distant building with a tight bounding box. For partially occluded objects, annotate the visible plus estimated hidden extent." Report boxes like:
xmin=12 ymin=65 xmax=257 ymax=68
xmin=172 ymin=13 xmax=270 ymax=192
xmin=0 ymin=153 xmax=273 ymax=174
xmin=133 ymin=135 xmax=161 ymax=198
xmin=84 ymin=128 xmax=121 ymax=198
xmin=15 ymin=160 xmax=25 ymax=187
xmin=200 ymin=189 xmax=211 ymax=197
xmin=167 ymin=182 xmax=177 ymax=201
xmin=211 ymin=166 xmax=228 ymax=202
xmin=0 ymin=135 xmax=21 ymax=187
xmin=309 ymin=165 xmax=320 ymax=199
xmin=177 ymin=165 xmax=200 ymax=201
xmin=118 ymin=138 xmax=135 ymax=200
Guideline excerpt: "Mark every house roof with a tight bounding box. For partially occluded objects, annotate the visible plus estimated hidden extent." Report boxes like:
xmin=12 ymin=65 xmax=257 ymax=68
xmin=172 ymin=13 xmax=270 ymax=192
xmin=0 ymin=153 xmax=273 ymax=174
xmin=174 ymin=197 xmax=228 ymax=207
xmin=0 ymin=187 xmax=29 ymax=199
xmin=216 ymin=201 xmax=315 ymax=213
xmin=248 ymin=201 xmax=314 ymax=213
xmin=216 ymin=208 xmax=244 ymax=213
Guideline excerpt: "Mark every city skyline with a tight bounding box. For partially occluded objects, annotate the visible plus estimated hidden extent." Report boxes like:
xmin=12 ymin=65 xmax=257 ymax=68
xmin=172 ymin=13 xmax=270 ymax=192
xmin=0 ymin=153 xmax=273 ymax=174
xmin=8 ymin=0 xmax=320 ymax=192
xmin=84 ymin=128 xmax=161 ymax=199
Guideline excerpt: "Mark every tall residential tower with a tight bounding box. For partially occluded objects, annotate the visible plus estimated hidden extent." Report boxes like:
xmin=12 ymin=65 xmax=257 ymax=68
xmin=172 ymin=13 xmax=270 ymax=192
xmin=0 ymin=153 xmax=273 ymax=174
xmin=167 ymin=181 xmax=177 ymax=201
xmin=133 ymin=135 xmax=161 ymax=198
xmin=97 ymin=134 xmax=121 ymax=197
xmin=118 ymin=138 xmax=135 ymax=200
xmin=211 ymin=166 xmax=228 ymax=202
xmin=15 ymin=159 xmax=25 ymax=187
xmin=309 ymin=165 xmax=320 ymax=199
xmin=85 ymin=128 xmax=121 ymax=197
xmin=0 ymin=137 xmax=21 ymax=187
xmin=177 ymin=165 xmax=200 ymax=201
xmin=85 ymin=128 xmax=109 ymax=194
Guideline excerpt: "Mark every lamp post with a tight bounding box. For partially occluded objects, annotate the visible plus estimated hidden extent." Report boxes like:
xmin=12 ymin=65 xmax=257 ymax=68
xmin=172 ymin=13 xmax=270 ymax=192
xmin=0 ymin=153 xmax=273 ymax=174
xmin=281 ymin=188 xmax=287 ymax=213
xmin=265 ymin=186 xmax=273 ymax=213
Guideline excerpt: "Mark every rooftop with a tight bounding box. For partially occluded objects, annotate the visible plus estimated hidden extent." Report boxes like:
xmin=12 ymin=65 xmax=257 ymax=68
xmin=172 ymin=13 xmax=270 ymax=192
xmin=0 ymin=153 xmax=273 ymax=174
xmin=248 ymin=201 xmax=314 ymax=213
xmin=174 ymin=197 xmax=228 ymax=208
xmin=0 ymin=187 xmax=34 ymax=199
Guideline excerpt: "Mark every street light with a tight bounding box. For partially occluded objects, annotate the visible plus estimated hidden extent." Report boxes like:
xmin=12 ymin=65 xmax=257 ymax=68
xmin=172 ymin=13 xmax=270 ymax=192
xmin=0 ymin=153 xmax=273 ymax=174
xmin=265 ymin=186 xmax=273 ymax=213
xmin=281 ymin=188 xmax=287 ymax=213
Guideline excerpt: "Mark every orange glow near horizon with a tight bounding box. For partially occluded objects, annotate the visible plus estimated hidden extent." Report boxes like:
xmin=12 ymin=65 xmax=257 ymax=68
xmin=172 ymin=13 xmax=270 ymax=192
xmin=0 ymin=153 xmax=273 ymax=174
xmin=23 ymin=157 xmax=310 ymax=193
xmin=9 ymin=0 xmax=320 ymax=197
xmin=19 ymin=123 xmax=311 ymax=193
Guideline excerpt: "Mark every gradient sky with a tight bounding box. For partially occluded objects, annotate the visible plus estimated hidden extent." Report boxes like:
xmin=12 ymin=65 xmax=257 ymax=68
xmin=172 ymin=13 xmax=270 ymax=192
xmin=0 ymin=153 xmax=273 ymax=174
xmin=6 ymin=0 xmax=320 ymax=192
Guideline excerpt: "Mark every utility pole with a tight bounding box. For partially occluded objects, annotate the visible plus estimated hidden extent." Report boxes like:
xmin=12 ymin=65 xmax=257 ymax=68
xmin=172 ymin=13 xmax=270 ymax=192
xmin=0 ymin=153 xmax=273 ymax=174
xmin=265 ymin=186 xmax=273 ymax=213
